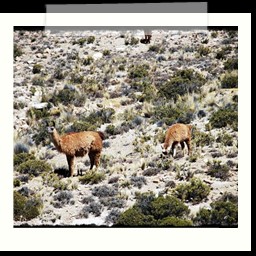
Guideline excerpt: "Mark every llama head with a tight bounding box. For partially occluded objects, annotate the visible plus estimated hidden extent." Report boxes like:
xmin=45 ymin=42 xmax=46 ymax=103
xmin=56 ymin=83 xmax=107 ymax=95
xmin=47 ymin=126 xmax=55 ymax=133
xmin=46 ymin=120 xmax=56 ymax=134
xmin=161 ymin=143 xmax=172 ymax=156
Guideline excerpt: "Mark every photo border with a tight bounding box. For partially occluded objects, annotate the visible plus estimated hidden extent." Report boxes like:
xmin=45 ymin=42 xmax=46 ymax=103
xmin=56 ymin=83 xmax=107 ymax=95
xmin=1 ymin=11 xmax=251 ymax=251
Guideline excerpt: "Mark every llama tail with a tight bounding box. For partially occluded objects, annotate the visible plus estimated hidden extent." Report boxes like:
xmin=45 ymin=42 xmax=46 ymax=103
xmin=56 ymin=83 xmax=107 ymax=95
xmin=97 ymin=131 xmax=105 ymax=140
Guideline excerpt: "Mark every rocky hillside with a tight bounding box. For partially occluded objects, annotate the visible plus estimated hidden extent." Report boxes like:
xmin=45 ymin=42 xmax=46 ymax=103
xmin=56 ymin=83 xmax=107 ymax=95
xmin=13 ymin=28 xmax=238 ymax=227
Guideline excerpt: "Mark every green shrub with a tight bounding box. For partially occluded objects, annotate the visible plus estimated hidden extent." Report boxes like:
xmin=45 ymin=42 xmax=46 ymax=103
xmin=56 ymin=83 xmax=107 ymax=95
xmin=83 ymin=56 xmax=93 ymax=66
xmin=78 ymin=38 xmax=87 ymax=45
xmin=116 ymin=193 xmax=192 ymax=226
xmin=232 ymin=94 xmax=238 ymax=103
xmin=218 ymin=192 xmax=238 ymax=204
xmin=16 ymin=159 xmax=51 ymax=178
xmin=32 ymin=64 xmax=43 ymax=74
xmin=13 ymin=102 xmax=26 ymax=110
xmin=221 ymin=72 xmax=238 ymax=88
xmin=136 ymin=83 xmax=157 ymax=102
xmin=114 ymin=193 xmax=191 ymax=227
xmin=198 ymin=45 xmax=210 ymax=56
xmin=228 ymin=30 xmax=238 ymax=38
xmin=118 ymin=64 xmax=125 ymax=71
xmin=128 ymin=64 xmax=149 ymax=79
xmin=105 ymin=124 xmax=116 ymax=136
xmin=30 ymin=86 xmax=36 ymax=95
xmin=71 ymin=121 xmax=97 ymax=132
xmin=13 ymin=179 xmax=21 ymax=187
xmin=79 ymin=171 xmax=105 ymax=185
xmin=154 ymin=103 xmax=195 ymax=126
xmin=135 ymin=192 xmax=156 ymax=215
xmin=79 ymin=108 xmax=115 ymax=128
xmin=42 ymin=172 xmax=71 ymax=190
xmin=216 ymin=132 xmax=234 ymax=146
xmin=211 ymin=201 xmax=238 ymax=226
xmin=156 ymin=158 xmax=173 ymax=171
xmin=158 ymin=216 xmax=193 ymax=227
xmin=80 ymin=78 xmax=103 ymax=97
xmin=73 ymin=38 xmax=87 ymax=46
xmin=215 ymin=46 xmax=232 ymax=60
xmin=192 ymin=129 xmax=214 ymax=147
xmin=27 ymin=107 xmax=49 ymax=120
xmin=67 ymin=50 xmax=79 ymax=60
xmin=50 ymin=88 xmax=85 ymax=107
xmin=150 ymin=196 xmax=190 ymax=219
xmin=148 ymin=44 xmax=165 ymax=53
xmin=125 ymin=36 xmax=139 ymax=45
xmin=189 ymin=153 xmax=198 ymax=163
xmin=14 ymin=191 xmax=43 ymax=221
xmin=116 ymin=207 xmax=156 ymax=226
xmin=87 ymin=36 xmax=95 ymax=44
xmin=211 ymin=31 xmax=218 ymax=38
xmin=174 ymin=178 xmax=210 ymax=204
xmin=14 ymin=153 xmax=36 ymax=167
xmin=194 ymin=200 xmax=238 ymax=227
xmin=209 ymin=105 xmax=238 ymax=130
xmin=103 ymin=49 xmax=110 ymax=56
xmin=14 ymin=44 xmax=23 ymax=59
xmin=224 ymin=58 xmax=238 ymax=71
xmin=53 ymin=67 xmax=66 ymax=80
xmin=194 ymin=208 xmax=211 ymax=226
xmin=32 ymin=122 xmax=51 ymax=146
xmin=70 ymin=72 xmax=84 ymax=84
xmin=32 ymin=75 xmax=44 ymax=86
xmin=158 ymin=69 xmax=206 ymax=101
xmin=207 ymin=160 xmax=230 ymax=180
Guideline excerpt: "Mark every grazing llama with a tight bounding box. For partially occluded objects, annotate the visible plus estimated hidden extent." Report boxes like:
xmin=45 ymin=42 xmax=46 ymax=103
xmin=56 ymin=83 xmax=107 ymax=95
xmin=47 ymin=121 xmax=104 ymax=177
xmin=161 ymin=123 xmax=192 ymax=158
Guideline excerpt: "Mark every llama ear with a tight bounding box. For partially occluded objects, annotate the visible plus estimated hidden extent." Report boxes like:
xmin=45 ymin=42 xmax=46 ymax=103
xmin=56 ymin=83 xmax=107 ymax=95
xmin=52 ymin=120 xmax=55 ymax=127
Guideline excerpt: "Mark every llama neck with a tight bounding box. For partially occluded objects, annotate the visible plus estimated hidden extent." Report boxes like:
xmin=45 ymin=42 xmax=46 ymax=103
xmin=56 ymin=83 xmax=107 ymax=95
xmin=51 ymin=129 xmax=62 ymax=152
xmin=164 ymin=137 xmax=173 ymax=149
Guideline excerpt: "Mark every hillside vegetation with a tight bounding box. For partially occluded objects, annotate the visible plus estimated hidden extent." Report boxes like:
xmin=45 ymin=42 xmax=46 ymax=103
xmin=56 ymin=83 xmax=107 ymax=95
xmin=13 ymin=28 xmax=238 ymax=227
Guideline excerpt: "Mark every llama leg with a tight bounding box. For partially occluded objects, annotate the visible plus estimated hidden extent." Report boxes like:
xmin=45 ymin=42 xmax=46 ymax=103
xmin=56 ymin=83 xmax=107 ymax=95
xmin=89 ymin=152 xmax=95 ymax=170
xmin=180 ymin=141 xmax=187 ymax=156
xmin=185 ymin=139 xmax=191 ymax=156
xmin=94 ymin=152 xmax=101 ymax=169
xmin=171 ymin=142 xmax=178 ymax=158
xmin=66 ymin=155 xmax=75 ymax=177
xmin=173 ymin=146 xmax=177 ymax=158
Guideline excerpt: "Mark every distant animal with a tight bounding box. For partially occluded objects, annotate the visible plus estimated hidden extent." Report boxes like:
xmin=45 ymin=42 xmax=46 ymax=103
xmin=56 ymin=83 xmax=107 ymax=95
xmin=47 ymin=121 xmax=105 ymax=177
xmin=161 ymin=123 xmax=193 ymax=158
xmin=140 ymin=29 xmax=152 ymax=44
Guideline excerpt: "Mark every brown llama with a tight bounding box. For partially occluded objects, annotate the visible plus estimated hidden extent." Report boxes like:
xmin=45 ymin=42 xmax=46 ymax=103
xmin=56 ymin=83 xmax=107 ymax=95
xmin=161 ymin=123 xmax=193 ymax=158
xmin=47 ymin=121 xmax=105 ymax=177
